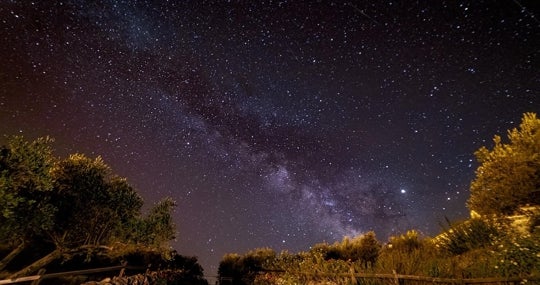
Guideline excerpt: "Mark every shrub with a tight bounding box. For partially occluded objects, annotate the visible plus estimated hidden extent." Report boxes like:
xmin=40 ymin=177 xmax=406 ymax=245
xmin=434 ymin=218 xmax=502 ymax=255
xmin=377 ymin=230 xmax=439 ymax=276
xmin=493 ymin=230 xmax=540 ymax=278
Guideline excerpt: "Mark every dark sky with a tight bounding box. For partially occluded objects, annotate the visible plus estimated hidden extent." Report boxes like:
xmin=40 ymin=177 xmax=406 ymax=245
xmin=1 ymin=0 xmax=538 ymax=277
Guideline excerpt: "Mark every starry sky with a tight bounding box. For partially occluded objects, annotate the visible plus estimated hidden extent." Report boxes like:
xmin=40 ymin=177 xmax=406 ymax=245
xmin=0 ymin=0 xmax=538 ymax=276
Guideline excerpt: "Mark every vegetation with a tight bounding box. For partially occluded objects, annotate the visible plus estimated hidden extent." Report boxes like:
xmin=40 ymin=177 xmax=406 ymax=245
xmin=218 ymin=248 xmax=276 ymax=285
xmin=311 ymin=231 xmax=382 ymax=268
xmin=218 ymin=113 xmax=540 ymax=284
xmin=3 ymin=112 xmax=539 ymax=284
xmin=434 ymin=217 xmax=502 ymax=255
xmin=219 ymin=225 xmax=539 ymax=284
xmin=468 ymin=112 xmax=540 ymax=216
xmin=0 ymin=136 xmax=206 ymax=284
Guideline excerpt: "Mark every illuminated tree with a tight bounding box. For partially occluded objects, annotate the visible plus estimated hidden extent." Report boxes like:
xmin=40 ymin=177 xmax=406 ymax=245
xmin=8 ymin=154 xmax=145 ymax=277
xmin=468 ymin=112 xmax=540 ymax=216
xmin=352 ymin=231 xmax=382 ymax=268
xmin=0 ymin=136 xmax=56 ymax=270
xmin=125 ymin=197 xmax=177 ymax=254
xmin=49 ymin=155 xmax=142 ymax=247
xmin=218 ymin=248 xmax=276 ymax=285
xmin=0 ymin=137 xmax=177 ymax=278
xmin=317 ymin=232 xmax=382 ymax=269
xmin=218 ymin=253 xmax=242 ymax=284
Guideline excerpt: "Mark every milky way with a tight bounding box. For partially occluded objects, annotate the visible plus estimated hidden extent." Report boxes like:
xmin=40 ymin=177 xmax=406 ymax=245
xmin=1 ymin=0 xmax=538 ymax=276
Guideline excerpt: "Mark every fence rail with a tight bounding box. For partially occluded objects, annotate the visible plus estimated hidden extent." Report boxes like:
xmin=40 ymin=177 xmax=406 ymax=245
xmin=250 ymin=270 xmax=540 ymax=285
xmin=0 ymin=263 xmax=146 ymax=285
xmin=3 ymin=267 xmax=538 ymax=285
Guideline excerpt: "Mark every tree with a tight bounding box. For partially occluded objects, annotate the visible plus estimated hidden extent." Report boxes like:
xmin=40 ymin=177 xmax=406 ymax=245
xmin=320 ymin=232 xmax=382 ymax=268
xmin=0 ymin=136 xmax=56 ymax=270
xmin=8 ymin=153 xmax=147 ymax=277
xmin=49 ymin=154 xmax=135 ymax=248
xmin=0 ymin=136 xmax=178 ymax=278
xmin=124 ymin=198 xmax=177 ymax=254
xmin=349 ymin=231 xmax=382 ymax=269
xmin=218 ymin=253 xmax=243 ymax=284
xmin=468 ymin=112 xmax=540 ymax=216
xmin=218 ymin=248 xmax=276 ymax=285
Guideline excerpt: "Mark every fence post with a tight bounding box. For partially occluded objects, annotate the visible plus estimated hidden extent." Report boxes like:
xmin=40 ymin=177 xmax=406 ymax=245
xmin=392 ymin=270 xmax=399 ymax=285
xmin=118 ymin=261 xmax=127 ymax=278
xmin=30 ymin=269 xmax=45 ymax=285
xmin=349 ymin=265 xmax=357 ymax=284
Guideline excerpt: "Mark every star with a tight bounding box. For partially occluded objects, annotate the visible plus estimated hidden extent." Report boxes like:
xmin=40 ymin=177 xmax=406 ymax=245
xmin=0 ymin=0 xmax=537 ymax=276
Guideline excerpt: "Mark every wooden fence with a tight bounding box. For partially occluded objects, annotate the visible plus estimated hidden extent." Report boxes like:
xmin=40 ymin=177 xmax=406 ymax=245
xmin=349 ymin=272 xmax=539 ymax=285
xmin=0 ymin=263 xmax=146 ymax=285
xmin=3 ymin=267 xmax=538 ymax=285
xmin=248 ymin=270 xmax=540 ymax=285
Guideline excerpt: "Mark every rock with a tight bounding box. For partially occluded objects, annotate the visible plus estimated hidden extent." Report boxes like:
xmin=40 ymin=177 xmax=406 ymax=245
xmin=111 ymin=276 xmax=129 ymax=285
xmin=100 ymin=277 xmax=112 ymax=283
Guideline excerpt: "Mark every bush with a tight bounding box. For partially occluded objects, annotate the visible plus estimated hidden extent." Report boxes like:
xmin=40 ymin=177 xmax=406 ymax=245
xmin=377 ymin=230 xmax=439 ymax=276
xmin=434 ymin=218 xmax=502 ymax=255
xmin=493 ymin=230 xmax=540 ymax=278
xmin=317 ymin=232 xmax=382 ymax=269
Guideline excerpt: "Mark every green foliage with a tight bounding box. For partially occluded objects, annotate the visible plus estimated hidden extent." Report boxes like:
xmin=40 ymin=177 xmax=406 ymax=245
xmin=46 ymin=153 xmax=173 ymax=254
xmin=0 ymin=136 xmax=56 ymax=241
xmin=218 ymin=253 xmax=243 ymax=283
xmin=108 ymin=177 xmax=145 ymax=227
xmin=432 ymin=229 xmax=540 ymax=279
xmin=0 ymin=136 xmax=178 ymax=277
xmin=377 ymin=230 xmax=439 ymax=276
xmin=314 ymin=231 xmax=382 ymax=268
xmin=121 ymin=197 xmax=177 ymax=257
xmin=354 ymin=231 xmax=382 ymax=268
xmin=116 ymin=250 xmax=207 ymax=284
xmin=49 ymin=154 xmax=146 ymax=248
xmin=434 ymin=218 xmax=502 ymax=255
xmin=222 ymin=225 xmax=540 ymax=283
xmin=218 ymin=248 xmax=276 ymax=285
xmin=260 ymin=249 xmax=355 ymax=285
xmin=492 ymin=229 xmax=540 ymax=278
xmin=388 ymin=230 xmax=423 ymax=253
xmin=468 ymin=112 xmax=540 ymax=216
xmin=339 ymin=232 xmax=380 ymax=268
xmin=219 ymin=233 xmax=382 ymax=284
xmin=223 ymin=113 xmax=540 ymax=283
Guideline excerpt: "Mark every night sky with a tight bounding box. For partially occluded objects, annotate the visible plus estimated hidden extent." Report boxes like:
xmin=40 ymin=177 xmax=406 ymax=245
xmin=1 ymin=0 xmax=538 ymax=276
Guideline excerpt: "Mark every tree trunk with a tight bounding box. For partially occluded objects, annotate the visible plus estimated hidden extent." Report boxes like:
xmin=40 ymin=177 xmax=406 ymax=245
xmin=8 ymin=249 xmax=62 ymax=279
xmin=0 ymin=240 xmax=26 ymax=271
